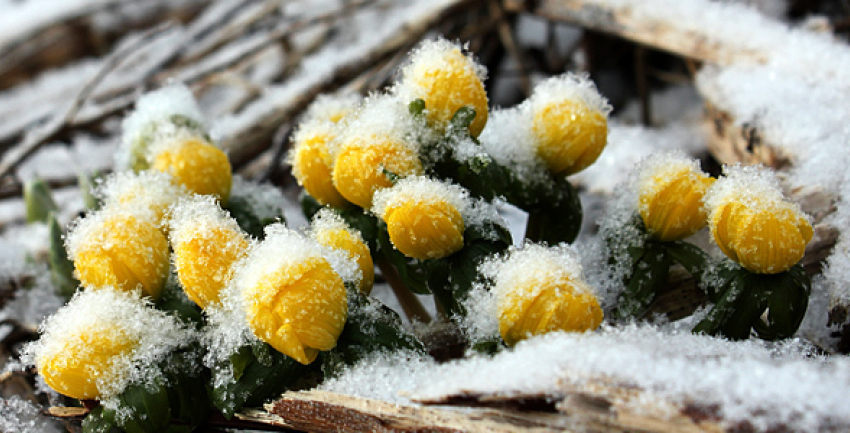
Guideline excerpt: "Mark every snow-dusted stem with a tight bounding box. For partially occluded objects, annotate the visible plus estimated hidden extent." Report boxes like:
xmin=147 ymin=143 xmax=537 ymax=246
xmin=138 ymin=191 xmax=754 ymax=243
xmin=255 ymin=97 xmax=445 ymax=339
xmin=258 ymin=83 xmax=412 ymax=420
xmin=376 ymin=258 xmax=432 ymax=323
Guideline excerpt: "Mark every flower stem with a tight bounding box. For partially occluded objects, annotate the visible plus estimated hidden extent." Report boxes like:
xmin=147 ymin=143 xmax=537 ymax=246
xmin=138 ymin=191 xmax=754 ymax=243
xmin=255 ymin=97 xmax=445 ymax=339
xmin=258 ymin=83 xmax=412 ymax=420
xmin=376 ymin=258 xmax=432 ymax=323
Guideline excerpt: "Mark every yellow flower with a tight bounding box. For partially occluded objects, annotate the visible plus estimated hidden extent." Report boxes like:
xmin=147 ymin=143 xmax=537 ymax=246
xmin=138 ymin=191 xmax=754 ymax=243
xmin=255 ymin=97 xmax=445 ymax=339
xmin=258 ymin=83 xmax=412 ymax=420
xmin=238 ymin=227 xmax=349 ymax=365
xmin=528 ymin=74 xmax=610 ymax=177
xmin=706 ymin=166 xmax=813 ymax=274
xmin=638 ymin=155 xmax=716 ymax=241
xmin=290 ymin=127 xmax=351 ymax=208
xmin=39 ymin=329 xmax=134 ymax=400
xmin=399 ymin=38 xmax=489 ymax=137
xmin=170 ymin=197 xmax=250 ymax=309
xmin=152 ymin=137 xmax=233 ymax=205
xmin=332 ymin=136 xmax=423 ymax=209
xmin=373 ymin=177 xmax=467 ymax=260
xmin=68 ymin=211 xmax=170 ymax=300
xmin=491 ymin=244 xmax=602 ymax=346
xmin=29 ymin=289 xmax=191 ymax=401
xmin=311 ymin=211 xmax=373 ymax=295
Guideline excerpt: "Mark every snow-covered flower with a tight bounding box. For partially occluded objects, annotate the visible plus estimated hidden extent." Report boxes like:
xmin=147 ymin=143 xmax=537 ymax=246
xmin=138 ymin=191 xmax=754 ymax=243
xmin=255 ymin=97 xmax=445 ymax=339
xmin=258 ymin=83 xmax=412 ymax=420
xmin=310 ymin=209 xmax=374 ymax=295
xmin=95 ymin=171 xmax=188 ymax=229
xmin=66 ymin=209 xmax=170 ymax=300
xmin=372 ymin=177 xmax=468 ymax=260
xmin=28 ymin=289 xmax=194 ymax=401
xmin=396 ymin=37 xmax=489 ymax=137
xmin=235 ymin=225 xmax=349 ymax=365
xmin=485 ymin=243 xmax=603 ymax=346
xmin=705 ymin=165 xmax=813 ymax=274
xmin=637 ymin=152 xmax=715 ymax=241
xmin=151 ymin=136 xmax=233 ymax=205
xmin=528 ymin=73 xmax=610 ymax=176
xmin=170 ymin=196 xmax=251 ymax=309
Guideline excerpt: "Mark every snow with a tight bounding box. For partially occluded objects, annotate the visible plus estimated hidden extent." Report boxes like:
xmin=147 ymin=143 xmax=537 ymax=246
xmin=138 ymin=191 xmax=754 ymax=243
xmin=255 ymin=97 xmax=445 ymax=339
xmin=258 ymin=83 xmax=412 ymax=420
xmin=323 ymin=325 xmax=848 ymax=431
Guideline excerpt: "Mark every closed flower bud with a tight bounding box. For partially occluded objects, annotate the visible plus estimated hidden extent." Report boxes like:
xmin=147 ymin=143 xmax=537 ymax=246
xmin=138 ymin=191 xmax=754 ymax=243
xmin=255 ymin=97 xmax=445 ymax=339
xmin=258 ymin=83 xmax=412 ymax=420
xmin=26 ymin=289 xmax=193 ymax=401
xmin=637 ymin=153 xmax=715 ymax=241
xmin=397 ymin=38 xmax=489 ymax=137
xmin=151 ymin=137 xmax=233 ymax=205
xmin=705 ymin=165 xmax=813 ymax=274
xmin=289 ymin=124 xmax=351 ymax=208
xmin=170 ymin=196 xmax=250 ymax=309
xmin=529 ymin=74 xmax=610 ymax=176
xmin=310 ymin=209 xmax=373 ymax=295
xmin=332 ymin=136 xmax=423 ymax=209
xmin=67 ymin=210 xmax=170 ymax=300
xmin=373 ymin=177 xmax=468 ymax=260
xmin=236 ymin=226 xmax=351 ymax=364
xmin=484 ymin=243 xmax=603 ymax=346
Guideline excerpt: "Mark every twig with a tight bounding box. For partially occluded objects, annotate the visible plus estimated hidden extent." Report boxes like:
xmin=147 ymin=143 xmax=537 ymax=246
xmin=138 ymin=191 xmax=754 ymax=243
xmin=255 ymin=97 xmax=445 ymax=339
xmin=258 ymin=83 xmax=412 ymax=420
xmin=489 ymin=0 xmax=530 ymax=97
xmin=0 ymin=23 xmax=176 ymax=180
xmin=256 ymin=124 xmax=293 ymax=183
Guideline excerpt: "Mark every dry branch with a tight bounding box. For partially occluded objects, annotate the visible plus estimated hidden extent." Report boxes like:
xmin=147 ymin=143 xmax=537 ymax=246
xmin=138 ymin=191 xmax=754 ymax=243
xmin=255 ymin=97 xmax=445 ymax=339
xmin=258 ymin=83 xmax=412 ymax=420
xmin=503 ymin=0 xmax=768 ymax=66
xmin=239 ymin=388 xmax=727 ymax=433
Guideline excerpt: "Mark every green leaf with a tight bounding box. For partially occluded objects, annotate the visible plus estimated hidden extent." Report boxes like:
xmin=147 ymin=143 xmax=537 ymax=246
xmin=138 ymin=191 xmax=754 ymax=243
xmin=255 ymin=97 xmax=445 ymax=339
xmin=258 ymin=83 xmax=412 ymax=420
xmin=692 ymin=265 xmax=748 ymax=336
xmin=24 ymin=177 xmax=58 ymax=224
xmin=115 ymin=381 xmax=172 ymax=433
xmin=449 ymin=106 xmax=476 ymax=132
xmin=47 ymin=213 xmax=78 ymax=299
xmin=615 ymin=243 xmax=670 ymax=320
xmin=663 ymin=241 xmax=710 ymax=286
xmin=78 ymin=171 xmax=103 ymax=211
xmin=408 ymin=99 xmax=426 ymax=117
xmin=82 ymin=406 xmax=121 ymax=433
xmin=322 ymin=292 xmax=424 ymax=378
xmin=210 ymin=344 xmax=306 ymax=418
xmin=155 ymin=277 xmax=204 ymax=328
xmin=757 ymin=265 xmax=811 ymax=340
xmin=225 ymin=195 xmax=269 ymax=239
xmin=429 ymin=222 xmax=511 ymax=319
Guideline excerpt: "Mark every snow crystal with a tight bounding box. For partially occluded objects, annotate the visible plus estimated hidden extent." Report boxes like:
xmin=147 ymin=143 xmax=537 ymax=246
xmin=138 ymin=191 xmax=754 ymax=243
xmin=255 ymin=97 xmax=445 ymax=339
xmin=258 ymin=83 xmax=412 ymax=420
xmin=478 ymin=106 xmax=548 ymax=186
xmin=0 ymin=396 xmax=62 ymax=433
xmin=327 ymin=92 xmax=423 ymax=161
xmin=230 ymin=175 xmax=287 ymax=223
xmin=526 ymin=73 xmax=612 ymax=119
xmin=96 ymin=170 xmax=188 ymax=228
xmin=302 ymin=92 xmax=363 ymax=124
xmin=480 ymin=242 xmax=596 ymax=304
xmin=703 ymin=164 xmax=808 ymax=221
xmin=22 ymin=288 xmax=197 ymax=404
xmin=118 ymin=83 xmax=208 ymax=170
xmin=169 ymin=194 xmax=249 ymax=250
xmin=371 ymin=176 xmax=471 ymax=223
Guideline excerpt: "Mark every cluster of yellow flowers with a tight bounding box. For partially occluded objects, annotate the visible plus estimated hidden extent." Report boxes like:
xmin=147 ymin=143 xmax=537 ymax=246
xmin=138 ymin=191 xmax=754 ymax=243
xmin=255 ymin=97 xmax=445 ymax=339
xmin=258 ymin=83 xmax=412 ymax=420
xmin=637 ymin=153 xmax=812 ymax=275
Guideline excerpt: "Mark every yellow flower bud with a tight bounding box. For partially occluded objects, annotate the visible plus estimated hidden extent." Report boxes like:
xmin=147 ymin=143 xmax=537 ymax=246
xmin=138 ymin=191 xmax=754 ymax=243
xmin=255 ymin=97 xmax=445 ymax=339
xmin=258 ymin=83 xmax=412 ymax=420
xmin=637 ymin=154 xmax=716 ymax=241
xmin=332 ymin=136 xmax=423 ymax=209
xmin=489 ymin=244 xmax=602 ymax=346
xmin=67 ymin=211 xmax=170 ymax=300
xmin=398 ymin=38 xmax=489 ymax=137
xmin=28 ymin=289 xmax=192 ymax=401
xmin=238 ymin=227 xmax=348 ymax=365
xmin=311 ymin=210 xmax=373 ymax=295
xmin=290 ymin=127 xmax=351 ymax=208
xmin=373 ymin=177 xmax=468 ymax=260
xmin=528 ymin=74 xmax=610 ymax=176
xmin=170 ymin=196 xmax=250 ymax=309
xmin=152 ymin=137 xmax=233 ymax=205
xmin=39 ymin=329 xmax=134 ymax=400
xmin=705 ymin=165 xmax=813 ymax=274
